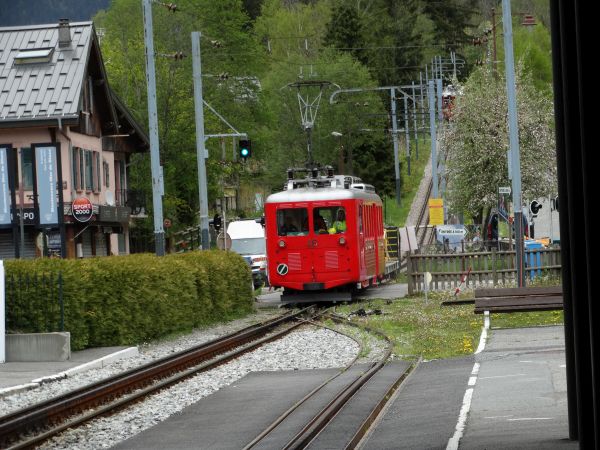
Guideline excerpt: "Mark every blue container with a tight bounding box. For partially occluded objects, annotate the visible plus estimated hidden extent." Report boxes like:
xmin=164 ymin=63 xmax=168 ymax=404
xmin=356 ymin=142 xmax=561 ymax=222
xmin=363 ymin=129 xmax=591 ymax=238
xmin=524 ymin=240 xmax=543 ymax=279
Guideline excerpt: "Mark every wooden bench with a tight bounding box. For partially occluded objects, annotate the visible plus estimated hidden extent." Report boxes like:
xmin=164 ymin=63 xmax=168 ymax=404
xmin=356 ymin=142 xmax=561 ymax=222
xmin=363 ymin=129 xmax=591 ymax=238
xmin=474 ymin=286 xmax=563 ymax=314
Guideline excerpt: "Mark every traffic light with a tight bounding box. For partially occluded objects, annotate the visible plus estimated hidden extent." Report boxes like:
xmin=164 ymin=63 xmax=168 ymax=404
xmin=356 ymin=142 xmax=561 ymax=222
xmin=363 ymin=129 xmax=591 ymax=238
xmin=239 ymin=140 xmax=252 ymax=160
xmin=213 ymin=214 xmax=222 ymax=232
xmin=530 ymin=200 xmax=542 ymax=216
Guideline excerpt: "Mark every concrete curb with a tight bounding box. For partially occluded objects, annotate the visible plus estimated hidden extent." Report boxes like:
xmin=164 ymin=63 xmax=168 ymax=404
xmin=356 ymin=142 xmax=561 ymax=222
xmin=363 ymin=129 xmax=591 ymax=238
xmin=0 ymin=346 xmax=139 ymax=398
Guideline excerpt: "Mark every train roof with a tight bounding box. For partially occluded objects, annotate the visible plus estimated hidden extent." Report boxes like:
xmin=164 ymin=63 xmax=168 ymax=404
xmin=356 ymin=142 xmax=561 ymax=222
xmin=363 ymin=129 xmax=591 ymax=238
xmin=266 ymin=186 xmax=382 ymax=204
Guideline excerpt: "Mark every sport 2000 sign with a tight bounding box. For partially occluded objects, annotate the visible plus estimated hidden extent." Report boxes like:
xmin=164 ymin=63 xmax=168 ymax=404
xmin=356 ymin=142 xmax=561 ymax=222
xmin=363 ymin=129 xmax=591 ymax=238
xmin=72 ymin=197 xmax=93 ymax=222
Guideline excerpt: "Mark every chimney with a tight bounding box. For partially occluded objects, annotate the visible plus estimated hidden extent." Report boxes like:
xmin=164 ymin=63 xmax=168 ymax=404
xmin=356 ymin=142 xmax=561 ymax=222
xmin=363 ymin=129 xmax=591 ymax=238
xmin=58 ymin=19 xmax=71 ymax=48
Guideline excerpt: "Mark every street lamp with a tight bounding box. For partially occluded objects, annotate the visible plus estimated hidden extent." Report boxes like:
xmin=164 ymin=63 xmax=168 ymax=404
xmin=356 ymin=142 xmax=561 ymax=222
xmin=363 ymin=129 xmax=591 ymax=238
xmin=331 ymin=132 xmax=343 ymax=173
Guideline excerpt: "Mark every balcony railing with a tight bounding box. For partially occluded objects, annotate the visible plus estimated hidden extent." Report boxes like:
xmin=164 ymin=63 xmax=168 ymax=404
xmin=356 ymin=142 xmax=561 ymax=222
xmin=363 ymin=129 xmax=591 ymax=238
xmin=115 ymin=189 xmax=146 ymax=215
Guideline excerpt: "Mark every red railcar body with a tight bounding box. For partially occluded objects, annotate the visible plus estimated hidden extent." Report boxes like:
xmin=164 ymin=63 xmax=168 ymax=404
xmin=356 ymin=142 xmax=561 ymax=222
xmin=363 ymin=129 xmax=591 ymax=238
xmin=265 ymin=181 xmax=385 ymax=293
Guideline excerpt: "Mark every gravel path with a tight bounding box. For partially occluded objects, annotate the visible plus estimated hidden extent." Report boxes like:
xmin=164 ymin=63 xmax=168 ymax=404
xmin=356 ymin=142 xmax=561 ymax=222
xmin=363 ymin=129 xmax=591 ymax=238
xmin=1 ymin=310 xmax=368 ymax=450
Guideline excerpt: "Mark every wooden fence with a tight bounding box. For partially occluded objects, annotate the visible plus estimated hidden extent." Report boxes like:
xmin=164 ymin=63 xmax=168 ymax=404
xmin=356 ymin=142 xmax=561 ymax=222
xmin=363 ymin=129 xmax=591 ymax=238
xmin=406 ymin=248 xmax=562 ymax=294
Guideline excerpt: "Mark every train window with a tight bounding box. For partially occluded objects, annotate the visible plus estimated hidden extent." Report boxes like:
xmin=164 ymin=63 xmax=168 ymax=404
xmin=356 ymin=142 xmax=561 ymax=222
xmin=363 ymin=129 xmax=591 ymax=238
xmin=277 ymin=208 xmax=308 ymax=236
xmin=314 ymin=207 xmax=346 ymax=234
xmin=359 ymin=205 xmax=363 ymax=233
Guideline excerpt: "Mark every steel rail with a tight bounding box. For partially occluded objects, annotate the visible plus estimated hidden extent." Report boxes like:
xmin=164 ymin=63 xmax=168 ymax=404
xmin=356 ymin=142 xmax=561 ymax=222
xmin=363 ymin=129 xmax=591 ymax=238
xmin=0 ymin=308 xmax=314 ymax=449
xmin=280 ymin=313 xmax=412 ymax=450
xmin=241 ymin=318 xmax=363 ymax=450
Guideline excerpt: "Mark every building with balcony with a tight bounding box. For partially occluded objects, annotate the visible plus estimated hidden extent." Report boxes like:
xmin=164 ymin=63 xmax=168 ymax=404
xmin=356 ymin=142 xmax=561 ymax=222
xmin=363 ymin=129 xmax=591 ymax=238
xmin=0 ymin=20 xmax=149 ymax=258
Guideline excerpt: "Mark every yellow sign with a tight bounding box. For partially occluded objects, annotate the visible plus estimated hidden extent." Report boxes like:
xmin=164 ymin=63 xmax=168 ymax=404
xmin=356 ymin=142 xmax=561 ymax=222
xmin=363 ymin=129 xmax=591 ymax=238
xmin=428 ymin=198 xmax=444 ymax=225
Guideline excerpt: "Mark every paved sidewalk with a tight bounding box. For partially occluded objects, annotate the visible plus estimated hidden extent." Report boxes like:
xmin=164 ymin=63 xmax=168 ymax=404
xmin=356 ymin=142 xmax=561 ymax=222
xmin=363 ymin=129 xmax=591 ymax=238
xmin=460 ymin=325 xmax=576 ymax=449
xmin=0 ymin=346 xmax=138 ymax=397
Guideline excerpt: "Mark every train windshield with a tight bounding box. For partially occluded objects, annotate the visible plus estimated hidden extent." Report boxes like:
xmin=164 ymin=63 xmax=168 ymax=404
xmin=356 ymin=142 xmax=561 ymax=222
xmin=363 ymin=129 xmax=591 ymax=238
xmin=314 ymin=207 xmax=346 ymax=234
xmin=277 ymin=208 xmax=308 ymax=236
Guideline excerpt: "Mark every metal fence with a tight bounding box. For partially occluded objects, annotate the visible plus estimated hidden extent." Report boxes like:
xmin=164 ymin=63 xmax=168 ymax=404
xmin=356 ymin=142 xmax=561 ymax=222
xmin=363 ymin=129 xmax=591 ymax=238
xmin=5 ymin=272 xmax=64 ymax=333
xmin=406 ymin=248 xmax=562 ymax=294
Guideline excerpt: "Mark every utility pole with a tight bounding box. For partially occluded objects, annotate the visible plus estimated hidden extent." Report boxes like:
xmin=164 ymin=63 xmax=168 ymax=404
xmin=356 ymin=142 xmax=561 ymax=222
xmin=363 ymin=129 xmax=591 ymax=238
xmin=192 ymin=31 xmax=210 ymax=250
xmin=403 ymin=93 xmax=411 ymax=176
xmin=390 ymin=87 xmax=401 ymax=205
xmin=428 ymin=80 xmax=438 ymax=198
xmin=502 ymin=0 xmax=525 ymax=287
xmin=142 ymin=0 xmax=165 ymax=256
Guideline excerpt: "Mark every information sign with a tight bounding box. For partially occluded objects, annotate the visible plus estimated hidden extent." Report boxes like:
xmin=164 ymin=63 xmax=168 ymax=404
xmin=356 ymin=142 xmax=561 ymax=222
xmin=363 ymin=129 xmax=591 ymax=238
xmin=428 ymin=198 xmax=444 ymax=226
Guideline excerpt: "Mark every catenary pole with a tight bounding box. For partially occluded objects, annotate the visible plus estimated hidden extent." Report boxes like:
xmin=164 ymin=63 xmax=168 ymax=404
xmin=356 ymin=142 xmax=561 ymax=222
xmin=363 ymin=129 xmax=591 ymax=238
xmin=142 ymin=0 xmax=165 ymax=256
xmin=428 ymin=80 xmax=438 ymax=198
xmin=502 ymin=0 xmax=525 ymax=286
xmin=192 ymin=32 xmax=210 ymax=250
xmin=391 ymin=87 xmax=401 ymax=205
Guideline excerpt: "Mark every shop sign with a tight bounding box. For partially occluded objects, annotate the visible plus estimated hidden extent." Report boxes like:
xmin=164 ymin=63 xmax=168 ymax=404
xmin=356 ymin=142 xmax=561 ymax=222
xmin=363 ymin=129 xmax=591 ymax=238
xmin=0 ymin=145 xmax=12 ymax=225
xmin=99 ymin=205 xmax=117 ymax=222
xmin=15 ymin=208 xmax=36 ymax=224
xmin=116 ymin=206 xmax=131 ymax=223
xmin=72 ymin=197 xmax=93 ymax=222
xmin=35 ymin=145 xmax=59 ymax=225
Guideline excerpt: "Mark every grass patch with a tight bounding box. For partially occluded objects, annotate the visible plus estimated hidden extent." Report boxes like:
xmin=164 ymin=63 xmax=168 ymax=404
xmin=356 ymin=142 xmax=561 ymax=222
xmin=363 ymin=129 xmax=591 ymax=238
xmin=332 ymin=291 xmax=564 ymax=360
xmin=488 ymin=310 xmax=564 ymax=329
xmin=383 ymin=138 xmax=431 ymax=227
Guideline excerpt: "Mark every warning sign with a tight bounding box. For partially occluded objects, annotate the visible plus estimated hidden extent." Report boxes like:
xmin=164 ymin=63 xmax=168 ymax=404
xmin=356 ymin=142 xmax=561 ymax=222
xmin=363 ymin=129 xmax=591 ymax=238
xmin=428 ymin=198 xmax=444 ymax=225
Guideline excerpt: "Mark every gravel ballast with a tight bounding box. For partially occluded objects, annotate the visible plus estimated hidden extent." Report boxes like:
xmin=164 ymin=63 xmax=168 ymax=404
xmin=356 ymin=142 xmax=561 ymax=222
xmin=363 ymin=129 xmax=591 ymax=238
xmin=2 ymin=312 xmax=362 ymax=449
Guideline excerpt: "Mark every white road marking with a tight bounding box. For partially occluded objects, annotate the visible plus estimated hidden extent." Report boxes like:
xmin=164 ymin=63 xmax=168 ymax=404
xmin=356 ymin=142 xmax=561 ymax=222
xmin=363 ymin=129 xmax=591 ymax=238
xmin=447 ymin=316 xmax=488 ymax=449
xmin=474 ymin=312 xmax=490 ymax=354
xmin=446 ymin=388 xmax=474 ymax=450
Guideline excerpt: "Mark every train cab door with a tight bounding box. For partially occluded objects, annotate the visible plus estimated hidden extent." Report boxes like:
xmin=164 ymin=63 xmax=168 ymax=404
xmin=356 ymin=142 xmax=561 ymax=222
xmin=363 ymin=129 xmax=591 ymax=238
xmin=272 ymin=206 xmax=313 ymax=286
xmin=358 ymin=203 xmax=366 ymax=281
xmin=310 ymin=205 xmax=350 ymax=287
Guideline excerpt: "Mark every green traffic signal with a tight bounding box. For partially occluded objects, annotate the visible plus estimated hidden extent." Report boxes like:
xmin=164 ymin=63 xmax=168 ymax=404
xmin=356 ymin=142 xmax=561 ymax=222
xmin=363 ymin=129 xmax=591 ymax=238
xmin=239 ymin=139 xmax=251 ymax=159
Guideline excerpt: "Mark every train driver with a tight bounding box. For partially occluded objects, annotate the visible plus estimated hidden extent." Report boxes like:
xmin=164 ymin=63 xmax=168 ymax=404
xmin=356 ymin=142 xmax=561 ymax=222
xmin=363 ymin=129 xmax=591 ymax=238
xmin=280 ymin=215 xmax=298 ymax=235
xmin=314 ymin=213 xmax=328 ymax=234
xmin=329 ymin=208 xmax=346 ymax=234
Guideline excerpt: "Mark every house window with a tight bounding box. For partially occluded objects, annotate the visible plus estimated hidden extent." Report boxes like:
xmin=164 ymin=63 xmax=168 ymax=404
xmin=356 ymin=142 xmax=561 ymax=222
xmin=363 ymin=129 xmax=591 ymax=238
xmin=85 ymin=150 xmax=93 ymax=191
xmin=71 ymin=147 xmax=78 ymax=190
xmin=20 ymin=147 xmax=33 ymax=190
xmin=92 ymin=151 xmax=101 ymax=192
xmin=78 ymin=148 xmax=84 ymax=190
xmin=103 ymin=160 xmax=110 ymax=188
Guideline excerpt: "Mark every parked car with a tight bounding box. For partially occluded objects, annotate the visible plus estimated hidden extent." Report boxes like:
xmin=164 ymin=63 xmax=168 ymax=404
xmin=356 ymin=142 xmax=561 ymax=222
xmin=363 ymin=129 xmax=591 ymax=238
xmin=227 ymin=219 xmax=267 ymax=289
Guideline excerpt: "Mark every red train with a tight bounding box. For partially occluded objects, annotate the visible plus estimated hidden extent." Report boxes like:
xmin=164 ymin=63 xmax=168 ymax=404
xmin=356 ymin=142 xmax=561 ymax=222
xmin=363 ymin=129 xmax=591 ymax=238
xmin=265 ymin=168 xmax=386 ymax=301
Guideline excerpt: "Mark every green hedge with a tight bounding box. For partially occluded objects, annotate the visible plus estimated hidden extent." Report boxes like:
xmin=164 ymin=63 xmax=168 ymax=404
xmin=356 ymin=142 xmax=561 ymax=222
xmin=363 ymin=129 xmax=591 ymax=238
xmin=3 ymin=251 xmax=254 ymax=350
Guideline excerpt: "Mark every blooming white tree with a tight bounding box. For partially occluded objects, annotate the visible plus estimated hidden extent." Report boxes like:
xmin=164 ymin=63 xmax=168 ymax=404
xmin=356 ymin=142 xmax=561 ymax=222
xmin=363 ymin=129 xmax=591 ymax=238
xmin=441 ymin=65 xmax=556 ymax=224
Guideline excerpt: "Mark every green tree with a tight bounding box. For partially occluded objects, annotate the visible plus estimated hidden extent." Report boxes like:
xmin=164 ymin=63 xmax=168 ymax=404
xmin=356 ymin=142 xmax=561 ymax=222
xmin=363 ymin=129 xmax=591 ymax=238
xmin=441 ymin=65 xmax=556 ymax=223
xmin=323 ymin=2 xmax=364 ymax=61
xmin=95 ymin=0 xmax=266 ymax=227
xmin=253 ymin=0 xmax=389 ymax=191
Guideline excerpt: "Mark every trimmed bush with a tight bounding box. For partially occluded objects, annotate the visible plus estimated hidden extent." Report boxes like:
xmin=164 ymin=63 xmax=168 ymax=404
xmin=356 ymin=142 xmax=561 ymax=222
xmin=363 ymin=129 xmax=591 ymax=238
xmin=4 ymin=250 xmax=254 ymax=350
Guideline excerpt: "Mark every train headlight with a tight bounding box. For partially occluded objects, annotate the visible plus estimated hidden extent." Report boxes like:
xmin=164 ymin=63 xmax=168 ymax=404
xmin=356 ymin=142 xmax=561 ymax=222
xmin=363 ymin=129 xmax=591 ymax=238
xmin=338 ymin=237 xmax=346 ymax=245
xmin=278 ymin=240 xmax=286 ymax=248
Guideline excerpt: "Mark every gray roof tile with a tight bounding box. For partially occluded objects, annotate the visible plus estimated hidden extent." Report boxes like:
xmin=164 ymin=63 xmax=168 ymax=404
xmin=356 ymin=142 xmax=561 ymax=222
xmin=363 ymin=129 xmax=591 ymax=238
xmin=0 ymin=21 xmax=93 ymax=121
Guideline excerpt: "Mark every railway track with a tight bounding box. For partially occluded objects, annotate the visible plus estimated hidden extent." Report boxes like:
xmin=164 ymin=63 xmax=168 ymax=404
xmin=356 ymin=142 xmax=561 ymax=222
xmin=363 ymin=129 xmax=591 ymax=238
xmin=244 ymin=313 xmax=418 ymax=449
xmin=0 ymin=308 xmax=316 ymax=450
xmin=415 ymin=180 xmax=434 ymax=249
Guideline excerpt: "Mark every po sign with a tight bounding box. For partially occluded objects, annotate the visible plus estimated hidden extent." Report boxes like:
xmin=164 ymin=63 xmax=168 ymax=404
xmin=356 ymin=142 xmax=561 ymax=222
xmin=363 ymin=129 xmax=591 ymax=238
xmin=72 ymin=197 xmax=93 ymax=222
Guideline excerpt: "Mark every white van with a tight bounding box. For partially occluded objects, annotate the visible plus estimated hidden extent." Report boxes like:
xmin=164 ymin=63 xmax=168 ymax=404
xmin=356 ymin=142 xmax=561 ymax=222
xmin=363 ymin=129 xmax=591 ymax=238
xmin=227 ymin=219 xmax=267 ymax=289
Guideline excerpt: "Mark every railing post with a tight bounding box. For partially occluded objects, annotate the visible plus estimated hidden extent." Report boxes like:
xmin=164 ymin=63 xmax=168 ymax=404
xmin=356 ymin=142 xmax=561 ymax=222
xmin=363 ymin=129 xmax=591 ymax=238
xmin=492 ymin=248 xmax=497 ymax=286
xmin=59 ymin=273 xmax=64 ymax=332
xmin=407 ymin=254 xmax=414 ymax=295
